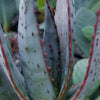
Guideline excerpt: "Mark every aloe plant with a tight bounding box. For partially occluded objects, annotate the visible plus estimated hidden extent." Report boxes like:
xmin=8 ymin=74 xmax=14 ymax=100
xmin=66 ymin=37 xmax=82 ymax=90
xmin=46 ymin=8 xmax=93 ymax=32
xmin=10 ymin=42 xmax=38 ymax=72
xmin=0 ymin=0 xmax=100 ymax=100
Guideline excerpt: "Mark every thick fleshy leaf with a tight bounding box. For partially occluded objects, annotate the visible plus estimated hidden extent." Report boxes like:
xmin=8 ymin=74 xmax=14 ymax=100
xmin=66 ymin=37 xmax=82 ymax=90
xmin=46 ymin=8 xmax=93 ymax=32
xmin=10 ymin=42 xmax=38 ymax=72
xmin=37 ymin=0 xmax=56 ymax=10
xmin=18 ymin=0 xmax=56 ymax=100
xmin=0 ymin=64 xmax=21 ymax=100
xmin=0 ymin=25 xmax=30 ymax=100
xmin=48 ymin=0 xmax=56 ymax=8
xmin=88 ymin=0 xmax=100 ymax=12
xmin=96 ymin=96 xmax=100 ymax=100
xmin=37 ymin=0 xmax=45 ymax=10
xmin=72 ymin=59 xmax=100 ymax=99
xmin=72 ymin=6 xmax=100 ymax=100
xmin=0 ymin=0 xmax=18 ymax=28
xmin=76 ymin=7 xmax=96 ymax=57
xmin=85 ymin=89 xmax=100 ymax=100
xmin=40 ymin=22 xmax=45 ymax=30
xmin=16 ymin=0 xmax=20 ymax=10
xmin=82 ymin=26 xmax=94 ymax=41
xmin=43 ymin=1 xmax=60 ymax=94
xmin=4 ymin=35 xmax=12 ymax=55
xmin=74 ymin=0 xmax=91 ymax=11
xmin=66 ymin=84 xmax=81 ymax=100
xmin=83 ymin=79 xmax=100 ymax=100
xmin=72 ymin=59 xmax=88 ymax=85
xmin=55 ymin=0 xmax=75 ymax=99
xmin=69 ymin=0 xmax=76 ymax=66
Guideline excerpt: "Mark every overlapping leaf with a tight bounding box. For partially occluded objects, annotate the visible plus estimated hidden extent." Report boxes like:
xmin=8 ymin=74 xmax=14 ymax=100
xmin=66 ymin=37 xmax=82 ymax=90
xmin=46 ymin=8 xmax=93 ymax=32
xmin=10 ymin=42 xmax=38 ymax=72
xmin=55 ymin=0 xmax=75 ymax=99
xmin=76 ymin=7 xmax=96 ymax=57
xmin=43 ymin=1 xmax=60 ymax=94
xmin=0 ymin=25 xmax=30 ymax=100
xmin=18 ymin=0 xmax=56 ymax=100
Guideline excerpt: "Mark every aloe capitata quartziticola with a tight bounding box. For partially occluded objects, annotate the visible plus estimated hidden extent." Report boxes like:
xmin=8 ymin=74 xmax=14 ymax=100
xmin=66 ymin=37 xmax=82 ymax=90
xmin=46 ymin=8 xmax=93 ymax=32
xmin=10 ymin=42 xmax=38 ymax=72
xmin=0 ymin=0 xmax=100 ymax=100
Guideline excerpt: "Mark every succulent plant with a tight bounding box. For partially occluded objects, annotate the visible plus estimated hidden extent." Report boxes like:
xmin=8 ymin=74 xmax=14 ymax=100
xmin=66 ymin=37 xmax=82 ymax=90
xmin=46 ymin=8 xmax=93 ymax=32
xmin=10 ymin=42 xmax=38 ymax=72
xmin=0 ymin=0 xmax=100 ymax=100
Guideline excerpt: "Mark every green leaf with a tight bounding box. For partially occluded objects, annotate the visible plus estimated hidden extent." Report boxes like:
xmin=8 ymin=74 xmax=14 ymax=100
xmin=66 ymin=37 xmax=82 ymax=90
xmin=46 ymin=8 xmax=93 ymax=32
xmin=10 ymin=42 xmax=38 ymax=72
xmin=88 ymin=0 xmax=100 ymax=12
xmin=83 ymin=79 xmax=100 ymax=100
xmin=4 ymin=36 xmax=12 ymax=55
xmin=74 ymin=0 xmax=91 ymax=11
xmin=55 ymin=0 xmax=75 ymax=99
xmin=0 ymin=25 xmax=30 ymax=100
xmin=0 ymin=0 xmax=18 ymax=28
xmin=37 ymin=0 xmax=45 ymax=10
xmin=43 ymin=1 xmax=60 ymax=94
xmin=66 ymin=84 xmax=81 ymax=100
xmin=0 ymin=64 xmax=21 ymax=100
xmin=40 ymin=22 xmax=45 ymax=30
xmin=96 ymin=96 xmax=100 ymax=100
xmin=72 ymin=59 xmax=88 ymax=85
xmin=76 ymin=7 xmax=96 ymax=57
xmin=72 ymin=6 xmax=100 ymax=100
xmin=37 ymin=0 xmax=56 ymax=10
xmin=82 ymin=26 xmax=94 ymax=41
xmin=48 ymin=0 xmax=56 ymax=8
